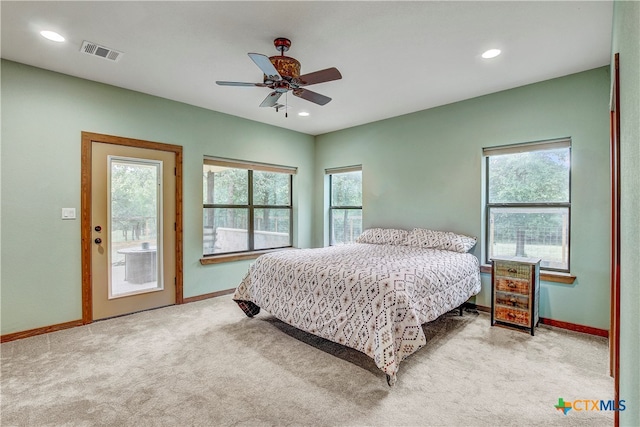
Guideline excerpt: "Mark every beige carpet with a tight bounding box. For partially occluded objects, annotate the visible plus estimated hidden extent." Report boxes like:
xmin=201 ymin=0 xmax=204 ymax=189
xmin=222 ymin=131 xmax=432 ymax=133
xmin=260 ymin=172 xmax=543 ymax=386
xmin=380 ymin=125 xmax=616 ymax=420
xmin=1 ymin=295 xmax=613 ymax=426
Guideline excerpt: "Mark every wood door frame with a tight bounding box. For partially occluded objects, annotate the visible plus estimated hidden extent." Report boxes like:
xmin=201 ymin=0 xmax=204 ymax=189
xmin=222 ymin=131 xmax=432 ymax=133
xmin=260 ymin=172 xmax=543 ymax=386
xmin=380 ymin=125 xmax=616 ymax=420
xmin=81 ymin=132 xmax=184 ymax=324
xmin=609 ymin=53 xmax=621 ymax=427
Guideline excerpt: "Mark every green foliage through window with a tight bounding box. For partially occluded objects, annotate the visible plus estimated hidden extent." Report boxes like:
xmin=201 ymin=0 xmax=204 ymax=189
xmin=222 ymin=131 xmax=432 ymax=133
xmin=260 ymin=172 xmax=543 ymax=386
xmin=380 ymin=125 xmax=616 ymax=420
xmin=111 ymin=161 xmax=158 ymax=242
xmin=488 ymin=148 xmax=570 ymax=203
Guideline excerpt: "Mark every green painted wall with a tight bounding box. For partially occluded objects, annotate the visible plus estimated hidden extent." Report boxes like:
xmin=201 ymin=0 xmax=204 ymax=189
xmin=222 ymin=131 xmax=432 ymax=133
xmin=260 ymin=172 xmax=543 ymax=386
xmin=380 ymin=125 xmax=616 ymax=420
xmin=315 ymin=67 xmax=612 ymax=330
xmin=0 ymin=60 xmax=315 ymax=334
xmin=612 ymin=1 xmax=640 ymax=425
xmin=0 ymin=55 xmax=627 ymax=379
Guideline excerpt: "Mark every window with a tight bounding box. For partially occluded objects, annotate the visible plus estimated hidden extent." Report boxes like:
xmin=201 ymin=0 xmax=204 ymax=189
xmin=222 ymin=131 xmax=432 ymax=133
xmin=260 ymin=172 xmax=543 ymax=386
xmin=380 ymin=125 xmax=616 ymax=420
xmin=203 ymin=157 xmax=295 ymax=255
xmin=484 ymin=139 xmax=571 ymax=271
xmin=327 ymin=166 xmax=362 ymax=245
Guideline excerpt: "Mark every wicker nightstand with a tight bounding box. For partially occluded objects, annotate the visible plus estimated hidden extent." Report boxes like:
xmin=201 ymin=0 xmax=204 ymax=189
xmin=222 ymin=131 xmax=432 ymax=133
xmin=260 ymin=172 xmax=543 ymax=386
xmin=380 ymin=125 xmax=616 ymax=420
xmin=491 ymin=256 xmax=541 ymax=335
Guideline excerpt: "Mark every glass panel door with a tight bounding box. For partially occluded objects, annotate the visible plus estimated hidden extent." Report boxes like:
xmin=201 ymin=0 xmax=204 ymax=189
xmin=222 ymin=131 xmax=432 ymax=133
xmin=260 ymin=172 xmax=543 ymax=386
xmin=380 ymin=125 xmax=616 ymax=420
xmin=108 ymin=156 xmax=163 ymax=298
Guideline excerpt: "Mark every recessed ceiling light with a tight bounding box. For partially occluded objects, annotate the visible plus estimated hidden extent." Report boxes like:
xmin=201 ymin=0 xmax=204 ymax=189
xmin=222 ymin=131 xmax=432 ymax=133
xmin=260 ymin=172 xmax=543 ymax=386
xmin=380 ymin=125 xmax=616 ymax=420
xmin=40 ymin=30 xmax=65 ymax=42
xmin=482 ymin=49 xmax=501 ymax=59
xmin=298 ymin=112 xmax=310 ymax=117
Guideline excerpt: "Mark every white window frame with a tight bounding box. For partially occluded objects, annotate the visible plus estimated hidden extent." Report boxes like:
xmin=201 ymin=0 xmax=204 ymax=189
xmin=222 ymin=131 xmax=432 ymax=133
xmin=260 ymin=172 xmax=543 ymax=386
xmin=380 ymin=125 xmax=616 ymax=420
xmin=326 ymin=165 xmax=362 ymax=245
xmin=484 ymin=139 xmax=571 ymax=272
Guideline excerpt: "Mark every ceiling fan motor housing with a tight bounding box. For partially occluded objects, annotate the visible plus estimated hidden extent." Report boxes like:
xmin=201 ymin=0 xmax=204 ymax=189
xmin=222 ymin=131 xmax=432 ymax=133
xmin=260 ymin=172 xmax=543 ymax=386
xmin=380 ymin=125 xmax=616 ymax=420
xmin=273 ymin=37 xmax=291 ymax=52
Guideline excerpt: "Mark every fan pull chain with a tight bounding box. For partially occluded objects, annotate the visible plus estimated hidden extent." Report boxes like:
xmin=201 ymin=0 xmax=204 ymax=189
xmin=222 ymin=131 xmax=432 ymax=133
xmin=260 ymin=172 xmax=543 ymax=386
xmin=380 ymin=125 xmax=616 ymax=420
xmin=285 ymin=92 xmax=288 ymax=118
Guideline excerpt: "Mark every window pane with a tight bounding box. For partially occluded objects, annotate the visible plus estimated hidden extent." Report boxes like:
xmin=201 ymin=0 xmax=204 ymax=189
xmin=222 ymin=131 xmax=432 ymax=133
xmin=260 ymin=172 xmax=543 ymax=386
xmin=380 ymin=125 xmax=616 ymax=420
xmin=203 ymin=165 xmax=248 ymax=205
xmin=254 ymin=208 xmax=290 ymax=250
xmin=253 ymin=171 xmax=290 ymax=206
xmin=110 ymin=159 xmax=161 ymax=297
xmin=203 ymin=208 xmax=249 ymax=254
xmin=489 ymin=207 xmax=569 ymax=270
xmin=331 ymin=209 xmax=363 ymax=245
xmin=331 ymin=171 xmax=362 ymax=207
xmin=488 ymin=148 xmax=570 ymax=203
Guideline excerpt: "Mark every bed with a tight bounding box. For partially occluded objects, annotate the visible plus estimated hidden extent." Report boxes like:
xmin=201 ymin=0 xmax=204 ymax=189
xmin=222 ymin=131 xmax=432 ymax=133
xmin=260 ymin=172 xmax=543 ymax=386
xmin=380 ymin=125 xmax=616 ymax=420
xmin=232 ymin=228 xmax=481 ymax=385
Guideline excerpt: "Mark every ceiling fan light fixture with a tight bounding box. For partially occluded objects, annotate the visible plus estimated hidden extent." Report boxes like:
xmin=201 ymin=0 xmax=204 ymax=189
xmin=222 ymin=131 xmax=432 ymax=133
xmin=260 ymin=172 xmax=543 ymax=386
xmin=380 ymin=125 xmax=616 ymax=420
xmin=482 ymin=48 xmax=502 ymax=59
xmin=268 ymin=55 xmax=301 ymax=80
xmin=40 ymin=30 xmax=65 ymax=42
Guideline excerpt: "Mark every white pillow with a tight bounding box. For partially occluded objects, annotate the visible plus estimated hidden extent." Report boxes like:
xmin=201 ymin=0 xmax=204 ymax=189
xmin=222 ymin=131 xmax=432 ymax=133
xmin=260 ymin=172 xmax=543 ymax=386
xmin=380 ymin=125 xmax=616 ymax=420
xmin=356 ymin=228 xmax=408 ymax=245
xmin=403 ymin=228 xmax=476 ymax=253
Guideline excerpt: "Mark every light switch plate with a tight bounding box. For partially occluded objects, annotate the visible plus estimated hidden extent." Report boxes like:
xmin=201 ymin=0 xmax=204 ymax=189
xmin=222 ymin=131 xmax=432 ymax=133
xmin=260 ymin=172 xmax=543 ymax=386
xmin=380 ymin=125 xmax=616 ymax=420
xmin=61 ymin=208 xmax=76 ymax=220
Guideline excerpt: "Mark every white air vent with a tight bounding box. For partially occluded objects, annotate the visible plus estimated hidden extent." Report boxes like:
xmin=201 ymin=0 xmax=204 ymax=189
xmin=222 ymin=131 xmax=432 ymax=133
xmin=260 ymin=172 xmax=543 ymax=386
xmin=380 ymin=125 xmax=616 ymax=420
xmin=80 ymin=40 xmax=123 ymax=62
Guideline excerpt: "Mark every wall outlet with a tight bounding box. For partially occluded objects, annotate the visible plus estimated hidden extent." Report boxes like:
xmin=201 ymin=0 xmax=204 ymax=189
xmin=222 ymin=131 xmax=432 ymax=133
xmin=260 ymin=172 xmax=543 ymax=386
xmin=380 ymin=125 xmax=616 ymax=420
xmin=61 ymin=208 xmax=76 ymax=220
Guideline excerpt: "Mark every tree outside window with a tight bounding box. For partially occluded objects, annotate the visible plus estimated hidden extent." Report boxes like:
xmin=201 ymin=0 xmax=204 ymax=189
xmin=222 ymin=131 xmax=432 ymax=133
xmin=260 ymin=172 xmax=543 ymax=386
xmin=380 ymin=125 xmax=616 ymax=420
xmin=485 ymin=140 xmax=571 ymax=271
xmin=329 ymin=168 xmax=362 ymax=245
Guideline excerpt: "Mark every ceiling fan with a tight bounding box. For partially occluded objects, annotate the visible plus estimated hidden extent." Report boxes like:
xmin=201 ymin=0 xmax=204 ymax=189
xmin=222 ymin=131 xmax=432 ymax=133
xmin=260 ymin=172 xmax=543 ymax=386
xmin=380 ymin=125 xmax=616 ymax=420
xmin=216 ymin=38 xmax=342 ymax=114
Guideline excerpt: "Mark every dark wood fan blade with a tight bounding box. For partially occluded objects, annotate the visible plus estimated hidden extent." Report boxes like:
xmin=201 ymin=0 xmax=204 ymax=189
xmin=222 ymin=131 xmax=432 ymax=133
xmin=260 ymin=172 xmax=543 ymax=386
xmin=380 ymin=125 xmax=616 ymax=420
xmin=260 ymin=91 xmax=283 ymax=107
xmin=216 ymin=81 xmax=266 ymax=87
xmin=297 ymin=67 xmax=342 ymax=86
xmin=292 ymin=88 xmax=331 ymax=106
xmin=248 ymin=53 xmax=282 ymax=81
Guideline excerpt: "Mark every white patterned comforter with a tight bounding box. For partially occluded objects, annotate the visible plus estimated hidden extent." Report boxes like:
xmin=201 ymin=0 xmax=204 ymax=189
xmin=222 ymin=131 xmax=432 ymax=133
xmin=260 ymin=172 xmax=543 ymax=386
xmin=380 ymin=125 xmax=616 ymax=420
xmin=233 ymin=243 xmax=481 ymax=384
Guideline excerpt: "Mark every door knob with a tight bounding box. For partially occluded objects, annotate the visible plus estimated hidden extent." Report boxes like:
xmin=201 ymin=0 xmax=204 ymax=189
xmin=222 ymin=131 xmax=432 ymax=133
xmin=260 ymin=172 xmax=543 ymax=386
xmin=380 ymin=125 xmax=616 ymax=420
xmin=94 ymin=225 xmax=102 ymax=232
xmin=94 ymin=238 xmax=102 ymax=244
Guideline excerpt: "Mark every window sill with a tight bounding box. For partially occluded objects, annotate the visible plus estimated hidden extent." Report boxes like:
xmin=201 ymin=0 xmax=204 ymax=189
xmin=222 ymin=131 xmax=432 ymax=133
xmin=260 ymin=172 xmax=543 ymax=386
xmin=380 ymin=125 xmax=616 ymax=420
xmin=480 ymin=264 xmax=576 ymax=284
xmin=200 ymin=247 xmax=295 ymax=265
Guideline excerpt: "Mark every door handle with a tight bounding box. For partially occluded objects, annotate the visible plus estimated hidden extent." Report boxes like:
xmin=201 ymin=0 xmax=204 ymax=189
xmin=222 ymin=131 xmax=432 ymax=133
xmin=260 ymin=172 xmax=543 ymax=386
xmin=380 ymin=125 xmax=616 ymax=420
xmin=94 ymin=225 xmax=102 ymax=232
xmin=94 ymin=238 xmax=102 ymax=244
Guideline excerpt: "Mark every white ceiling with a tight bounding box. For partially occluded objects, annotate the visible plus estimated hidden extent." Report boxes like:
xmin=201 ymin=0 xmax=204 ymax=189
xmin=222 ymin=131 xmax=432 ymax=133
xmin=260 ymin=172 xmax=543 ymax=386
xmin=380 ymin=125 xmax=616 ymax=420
xmin=1 ymin=1 xmax=613 ymax=136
